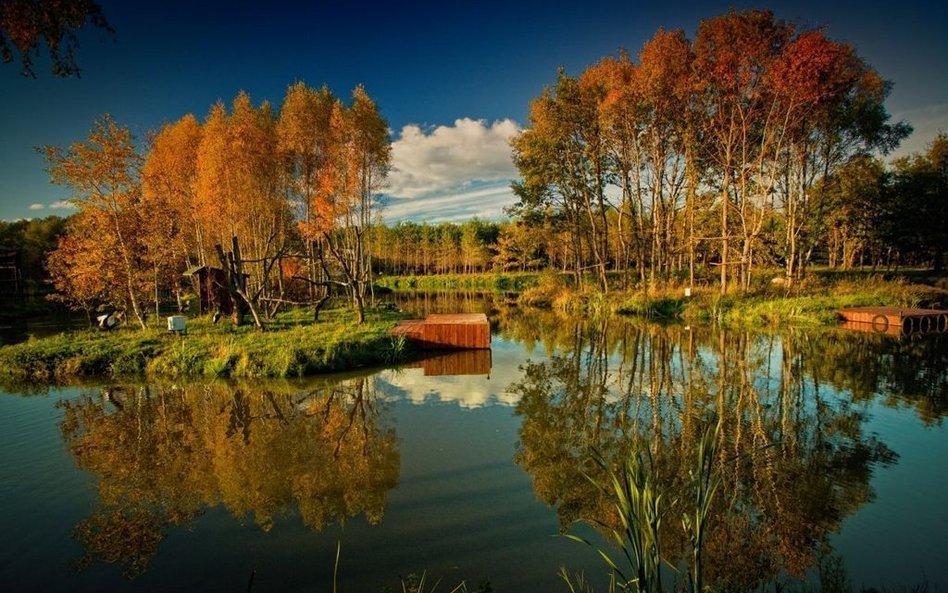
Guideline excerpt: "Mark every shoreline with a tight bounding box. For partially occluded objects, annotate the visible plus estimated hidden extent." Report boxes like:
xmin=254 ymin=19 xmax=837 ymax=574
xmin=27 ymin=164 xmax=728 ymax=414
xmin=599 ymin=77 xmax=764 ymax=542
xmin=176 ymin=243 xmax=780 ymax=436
xmin=3 ymin=272 xmax=946 ymax=383
xmin=0 ymin=308 xmax=409 ymax=384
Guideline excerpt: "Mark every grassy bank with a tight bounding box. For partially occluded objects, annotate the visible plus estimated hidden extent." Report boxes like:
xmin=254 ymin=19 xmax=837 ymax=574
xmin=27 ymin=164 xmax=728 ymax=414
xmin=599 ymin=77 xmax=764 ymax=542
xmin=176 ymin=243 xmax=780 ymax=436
xmin=0 ymin=307 xmax=408 ymax=383
xmin=519 ymin=270 xmax=948 ymax=327
xmin=376 ymin=271 xmax=540 ymax=291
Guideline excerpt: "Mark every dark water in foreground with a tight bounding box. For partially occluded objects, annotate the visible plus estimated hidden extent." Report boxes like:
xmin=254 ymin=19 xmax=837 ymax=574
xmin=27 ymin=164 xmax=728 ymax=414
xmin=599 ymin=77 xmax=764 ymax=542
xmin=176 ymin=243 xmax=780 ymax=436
xmin=1 ymin=292 xmax=947 ymax=592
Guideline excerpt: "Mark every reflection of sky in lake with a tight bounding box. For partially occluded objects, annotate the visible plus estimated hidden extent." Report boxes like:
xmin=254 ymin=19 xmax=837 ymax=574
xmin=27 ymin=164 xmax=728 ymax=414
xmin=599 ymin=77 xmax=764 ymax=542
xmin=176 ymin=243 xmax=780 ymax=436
xmin=377 ymin=339 xmax=540 ymax=408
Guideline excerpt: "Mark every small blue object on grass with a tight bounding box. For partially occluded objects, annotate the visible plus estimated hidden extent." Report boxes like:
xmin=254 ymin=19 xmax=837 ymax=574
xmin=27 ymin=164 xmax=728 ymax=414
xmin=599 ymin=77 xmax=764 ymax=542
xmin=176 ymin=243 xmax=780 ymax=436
xmin=167 ymin=315 xmax=187 ymax=335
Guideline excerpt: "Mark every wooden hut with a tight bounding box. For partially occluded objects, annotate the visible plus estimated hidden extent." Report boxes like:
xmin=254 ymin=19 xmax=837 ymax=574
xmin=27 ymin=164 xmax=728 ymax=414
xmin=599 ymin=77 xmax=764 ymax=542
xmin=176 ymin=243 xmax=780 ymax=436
xmin=184 ymin=265 xmax=234 ymax=315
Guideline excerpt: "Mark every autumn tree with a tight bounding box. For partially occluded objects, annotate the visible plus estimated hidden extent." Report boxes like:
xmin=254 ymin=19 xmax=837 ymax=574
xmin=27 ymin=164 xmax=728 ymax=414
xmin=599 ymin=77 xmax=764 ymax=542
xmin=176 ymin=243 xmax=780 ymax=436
xmin=770 ymin=30 xmax=909 ymax=283
xmin=693 ymin=10 xmax=793 ymax=293
xmin=511 ymin=9 xmax=909 ymax=291
xmin=584 ymin=52 xmax=645 ymax=286
xmin=46 ymin=210 xmax=115 ymax=321
xmin=193 ymin=92 xmax=291 ymax=326
xmin=277 ymin=82 xmax=335 ymax=316
xmin=512 ymin=70 xmax=611 ymax=290
xmin=142 ymin=114 xmax=203 ymax=266
xmin=42 ymin=115 xmax=151 ymax=327
xmin=0 ymin=0 xmax=112 ymax=77
xmin=45 ymin=82 xmax=398 ymax=327
xmin=307 ymin=86 xmax=390 ymax=323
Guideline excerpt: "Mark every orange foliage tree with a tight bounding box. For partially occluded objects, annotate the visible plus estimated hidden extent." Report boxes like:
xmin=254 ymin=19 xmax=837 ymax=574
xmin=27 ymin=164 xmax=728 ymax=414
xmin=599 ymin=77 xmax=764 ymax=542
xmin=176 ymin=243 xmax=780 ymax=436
xmin=47 ymin=83 xmax=392 ymax=328
xmin=0 ymin=0 xmax=112 ymax=77
xmin=42 ymin=115 xmax=152 ymax=328
xmin=512 ymin=9 xmax=909 ymax=291
xmin=277 ymin=82 xmax=336 ymax=317
xmin=303 ymin=86 xmax=391 ymax=323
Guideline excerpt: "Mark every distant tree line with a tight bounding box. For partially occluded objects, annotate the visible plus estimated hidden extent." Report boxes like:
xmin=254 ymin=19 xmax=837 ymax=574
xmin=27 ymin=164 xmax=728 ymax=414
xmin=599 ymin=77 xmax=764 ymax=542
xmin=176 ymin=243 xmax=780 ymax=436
xmin=0 ymin=215 xmax=65 ymax=294
xmin=372 ymin=219 xmax=500 ymax=275
xmin=370 ymin=129 xmax=946 ymax=281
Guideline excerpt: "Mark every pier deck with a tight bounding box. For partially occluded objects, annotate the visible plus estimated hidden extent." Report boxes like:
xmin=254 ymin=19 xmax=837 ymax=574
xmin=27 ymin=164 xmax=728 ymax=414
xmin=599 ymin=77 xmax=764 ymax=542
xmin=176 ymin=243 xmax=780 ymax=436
xmin=391 ymin=313 xmax=491 ymax=349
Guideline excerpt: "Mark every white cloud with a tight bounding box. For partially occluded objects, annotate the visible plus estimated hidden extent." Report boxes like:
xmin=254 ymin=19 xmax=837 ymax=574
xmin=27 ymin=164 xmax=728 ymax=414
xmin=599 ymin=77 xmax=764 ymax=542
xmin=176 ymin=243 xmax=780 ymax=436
xmin=890 ymin=103 xmax=948 ymax=159
xmin=382 ymin=182 xmax=516 ymax=223
xmin=382 ymin=118 xmax=521 ymax=222
xmin=23 ymin=200 xmax=76 ymax=214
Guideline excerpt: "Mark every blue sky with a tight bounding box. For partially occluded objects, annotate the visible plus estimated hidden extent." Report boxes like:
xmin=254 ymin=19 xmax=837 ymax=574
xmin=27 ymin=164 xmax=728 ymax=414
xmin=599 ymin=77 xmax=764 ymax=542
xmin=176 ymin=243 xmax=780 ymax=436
xmin=1 ymin=0 xmax=946 ymax=222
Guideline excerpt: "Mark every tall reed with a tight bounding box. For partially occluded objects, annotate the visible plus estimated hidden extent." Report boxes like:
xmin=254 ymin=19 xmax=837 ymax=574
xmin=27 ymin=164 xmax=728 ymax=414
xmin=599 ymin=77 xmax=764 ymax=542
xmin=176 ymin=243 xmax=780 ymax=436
xmin=564 ymin=419 xmax=722 ymax=593
xmin=681 ymin=422 xmax=721 ymax=593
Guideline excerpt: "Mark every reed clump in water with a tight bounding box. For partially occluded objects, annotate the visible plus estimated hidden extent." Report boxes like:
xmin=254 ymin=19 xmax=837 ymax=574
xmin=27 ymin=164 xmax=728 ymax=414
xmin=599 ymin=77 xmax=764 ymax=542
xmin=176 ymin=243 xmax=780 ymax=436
xmin=563 ymin=421 xmax=721 ymax=593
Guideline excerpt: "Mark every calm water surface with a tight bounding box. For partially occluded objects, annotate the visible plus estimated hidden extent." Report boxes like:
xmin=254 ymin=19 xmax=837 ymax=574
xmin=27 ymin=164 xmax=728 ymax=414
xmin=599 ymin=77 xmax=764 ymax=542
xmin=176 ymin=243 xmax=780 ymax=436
xmin=1 ymin=292 xmax=946 ymax=591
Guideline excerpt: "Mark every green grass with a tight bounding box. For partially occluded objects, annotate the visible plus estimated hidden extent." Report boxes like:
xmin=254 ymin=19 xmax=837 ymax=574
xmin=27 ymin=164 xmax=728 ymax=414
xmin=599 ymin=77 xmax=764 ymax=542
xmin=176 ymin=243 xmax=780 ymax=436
xmin=671 ymin=276 xmax=948 ymax=326
xmin=379 ymin=268 xmax=948 ymax=327
xmin=521 ymin=271 xmax=948 ymax=328
xmin=376 ymin=271 xmax=541 ymax=291
xmin=0 ymin=307 xmax=409 ymax=383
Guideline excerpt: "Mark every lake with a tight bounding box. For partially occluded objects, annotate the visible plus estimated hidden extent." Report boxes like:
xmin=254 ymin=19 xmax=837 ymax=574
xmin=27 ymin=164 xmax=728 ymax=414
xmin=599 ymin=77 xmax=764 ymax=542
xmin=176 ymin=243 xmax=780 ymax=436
xmin=1 ymin=291 xmax=946 ymax=591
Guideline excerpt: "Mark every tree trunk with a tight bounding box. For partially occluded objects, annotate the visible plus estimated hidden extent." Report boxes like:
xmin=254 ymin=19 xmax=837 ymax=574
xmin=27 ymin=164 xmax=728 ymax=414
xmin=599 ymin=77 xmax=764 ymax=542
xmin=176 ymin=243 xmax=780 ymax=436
xmin=154 ymin=264 xmax=160 ymax=328
xmin=720 ymin=187 xmax=728 ymax=296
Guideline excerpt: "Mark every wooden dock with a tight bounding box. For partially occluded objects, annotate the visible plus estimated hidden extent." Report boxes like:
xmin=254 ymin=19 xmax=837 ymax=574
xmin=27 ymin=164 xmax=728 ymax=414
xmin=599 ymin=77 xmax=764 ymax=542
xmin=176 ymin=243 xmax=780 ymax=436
xmin=391 ymin=313 xmax=491 ymax=349
xmin=838 ymin=306 xmax=948 ymax=334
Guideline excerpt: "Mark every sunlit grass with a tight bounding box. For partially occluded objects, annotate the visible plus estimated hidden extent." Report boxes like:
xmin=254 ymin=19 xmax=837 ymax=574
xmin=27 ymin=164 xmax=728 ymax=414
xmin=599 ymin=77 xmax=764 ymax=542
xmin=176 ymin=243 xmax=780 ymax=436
xmin=377 ymin=271 xmax=540 ymax=292
xmin=515 ymin=269 xmax=948 ymax=327
xmin=0 ymin=306 xmax=408 ymax=382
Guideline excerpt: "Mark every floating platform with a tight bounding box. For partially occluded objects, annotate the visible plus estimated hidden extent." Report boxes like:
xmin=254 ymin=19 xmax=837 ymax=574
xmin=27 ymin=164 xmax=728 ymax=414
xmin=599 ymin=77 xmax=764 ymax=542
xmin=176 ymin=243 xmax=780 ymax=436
xmin=838 ymin=306 xmax=948 ymax=334
xmin=391 ymin=313 xmax=491 ymax=349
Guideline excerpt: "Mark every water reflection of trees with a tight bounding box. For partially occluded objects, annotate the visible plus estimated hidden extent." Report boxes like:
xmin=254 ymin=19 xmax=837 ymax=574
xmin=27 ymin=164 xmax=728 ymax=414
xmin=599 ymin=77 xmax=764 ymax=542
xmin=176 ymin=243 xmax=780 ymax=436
xmin=508 ymin=317 xmax=920 ymax=590
xmin=797 ymin=331 xmax=948 ymax=425
xmin=496 ymin=304 xmax=948 ymax=424
xmin=389 ymin=291 xmax=948 ymax=423
xmin=58 ymin=377 xmax=399 ymax=578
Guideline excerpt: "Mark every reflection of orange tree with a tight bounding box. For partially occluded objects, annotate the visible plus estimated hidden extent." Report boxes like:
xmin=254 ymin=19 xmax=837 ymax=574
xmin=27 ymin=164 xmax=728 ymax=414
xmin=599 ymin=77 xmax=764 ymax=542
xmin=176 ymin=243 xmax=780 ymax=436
xmin=510 ymin=319 xmax=897 ymax=590
xmin=59 ymin=378 xmax=399 ymax=578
